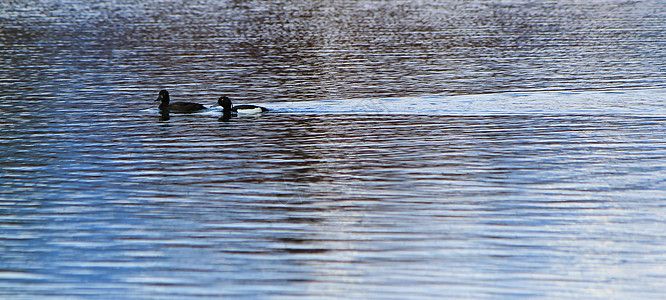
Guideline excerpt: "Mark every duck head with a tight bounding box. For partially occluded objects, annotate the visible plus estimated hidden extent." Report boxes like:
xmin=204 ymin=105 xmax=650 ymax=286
xmin=217 ymin=96 xmax=233 ymax=111
xmin=155 ymin=90 xmax=170 ymax=104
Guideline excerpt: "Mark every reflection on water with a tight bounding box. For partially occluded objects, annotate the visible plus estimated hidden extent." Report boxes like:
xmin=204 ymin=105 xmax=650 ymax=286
xmin=1 ymin=0 xmax=665 ymax=102
xmin=1 ymin=0 xmax=666 ymax=298
xmin=3 ymin=97 xmax=666 ymax=298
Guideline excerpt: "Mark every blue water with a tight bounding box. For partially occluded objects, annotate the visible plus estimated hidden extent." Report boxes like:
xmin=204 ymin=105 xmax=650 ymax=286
xmin=2 ymin=0 xmax=666 ymax=298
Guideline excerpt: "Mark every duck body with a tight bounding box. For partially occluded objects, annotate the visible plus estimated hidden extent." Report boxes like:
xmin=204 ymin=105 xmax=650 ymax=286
xmin=155 ymin=90 xmax=206 ymax=113
xmin=160 ymin=101 xmax=206 ymax=112
xmin=232 ymin=105 xmax=270 ymax=114
xmin=218 ymin=96 xmax=269 ymax=115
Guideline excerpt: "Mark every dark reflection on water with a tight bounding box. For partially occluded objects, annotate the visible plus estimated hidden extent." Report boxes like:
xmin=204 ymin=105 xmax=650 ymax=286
xmin=2 ymin=0 xmax=666 ymax=298
xmin=1 ymin=0 xmax=665 ymax=102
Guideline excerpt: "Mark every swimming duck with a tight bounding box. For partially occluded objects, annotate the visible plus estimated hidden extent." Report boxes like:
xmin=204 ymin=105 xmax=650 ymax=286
xmin=155 ymin=90 xmax=206 ymax=112
xmin=217 ymin=96 xmax=269 ymax=114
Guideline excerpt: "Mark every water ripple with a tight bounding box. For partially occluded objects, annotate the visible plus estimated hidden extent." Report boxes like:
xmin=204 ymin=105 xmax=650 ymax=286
xmin=2 ymin=0 xmax=666 ymax=298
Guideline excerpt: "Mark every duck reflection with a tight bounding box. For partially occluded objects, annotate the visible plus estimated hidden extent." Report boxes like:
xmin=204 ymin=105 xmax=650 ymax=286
xmin=159 ymin=110 xmax=170 ymax=121
xmin=219 ymin=111 xmax=232 ymax=122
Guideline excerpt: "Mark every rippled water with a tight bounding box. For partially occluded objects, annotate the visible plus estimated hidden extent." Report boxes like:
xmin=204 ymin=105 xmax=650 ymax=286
xmin=2 ymin=0 xmax=666 ymax=298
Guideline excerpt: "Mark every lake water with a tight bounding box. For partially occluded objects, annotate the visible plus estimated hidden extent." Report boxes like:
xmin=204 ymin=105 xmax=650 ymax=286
xmin=1 ymin=0 xmax=666 ymax=298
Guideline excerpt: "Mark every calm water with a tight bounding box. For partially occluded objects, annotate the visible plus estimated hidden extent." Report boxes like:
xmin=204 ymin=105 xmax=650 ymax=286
xmin=2 ymin=0 xmax=666 ymax=298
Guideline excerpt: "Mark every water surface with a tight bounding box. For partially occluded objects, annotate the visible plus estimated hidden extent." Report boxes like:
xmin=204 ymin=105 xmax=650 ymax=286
xmin=1 ymin=0 xmax=666 ymax=298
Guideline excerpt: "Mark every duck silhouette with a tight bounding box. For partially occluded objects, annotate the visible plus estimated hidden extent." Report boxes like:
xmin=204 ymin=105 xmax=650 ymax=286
xmin=217 ymin=96 xmax=269 ymax=114
xmin=155 ymin=90 xmax=206 ymax=113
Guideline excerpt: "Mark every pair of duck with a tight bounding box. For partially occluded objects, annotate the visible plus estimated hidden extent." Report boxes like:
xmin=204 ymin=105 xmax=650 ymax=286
xmin=155 ymin=90 xmax=269 ymax=114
